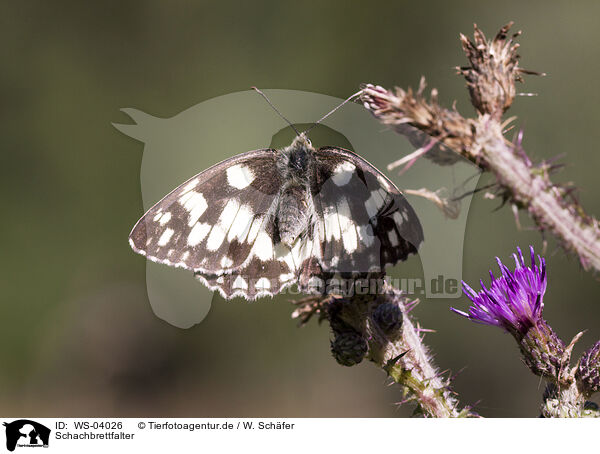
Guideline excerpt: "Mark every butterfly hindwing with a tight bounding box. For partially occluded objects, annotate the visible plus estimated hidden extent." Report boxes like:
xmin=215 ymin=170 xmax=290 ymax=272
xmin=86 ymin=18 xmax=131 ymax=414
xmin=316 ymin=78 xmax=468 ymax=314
xmin=194 ymin=215 xmax=310 ymax=299
xmin=195 ymin=255 xmax=296 ymax=300
xmin=129 ymin=149 xmax=283 ymax=274
xmin=310 ymin=146 xmax=423 ymax=275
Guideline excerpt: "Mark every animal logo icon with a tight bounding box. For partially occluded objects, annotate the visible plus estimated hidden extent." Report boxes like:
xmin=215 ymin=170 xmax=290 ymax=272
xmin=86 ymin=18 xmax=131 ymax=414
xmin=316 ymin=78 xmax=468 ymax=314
xmin=3 ymin=420 xmax=50 ymax=451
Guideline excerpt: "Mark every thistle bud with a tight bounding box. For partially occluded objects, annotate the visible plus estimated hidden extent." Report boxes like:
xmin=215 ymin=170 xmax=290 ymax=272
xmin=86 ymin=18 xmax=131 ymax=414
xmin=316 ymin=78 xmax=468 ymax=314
xmin=519 ymin=320 xmax=565 ymax=379
xmin=576 ymin=341 xmax=600 ymax=395
xmin=372 ymin=302 xmax=403 ymax=336
xmin=331 ymin=330 xmax=368 ymax=367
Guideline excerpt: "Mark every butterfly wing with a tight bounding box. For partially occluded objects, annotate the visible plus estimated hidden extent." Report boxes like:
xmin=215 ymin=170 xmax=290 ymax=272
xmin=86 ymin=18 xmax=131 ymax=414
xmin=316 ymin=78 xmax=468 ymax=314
xmin=194 ymin=256 xmax=297 ymax=300
xmin=130 ymin=144 xmax=423 ymax=300
xmin=129 ymin=149 xmax=284 ymax=275
xmin=310 ymin=146 xmax=423 ymax=276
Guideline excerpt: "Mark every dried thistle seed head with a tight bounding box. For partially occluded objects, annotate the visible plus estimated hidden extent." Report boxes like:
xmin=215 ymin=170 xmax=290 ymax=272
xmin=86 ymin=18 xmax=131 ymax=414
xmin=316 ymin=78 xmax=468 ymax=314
xmin=330 ymin=330 xmax=368 ymax=367
xmin=361 ymin=80 xmax=475 ymax=163
xmin=576 ymin=341 xmax=600 ymax=395
xmin=457 ymin=23 xmax=540 ymax=118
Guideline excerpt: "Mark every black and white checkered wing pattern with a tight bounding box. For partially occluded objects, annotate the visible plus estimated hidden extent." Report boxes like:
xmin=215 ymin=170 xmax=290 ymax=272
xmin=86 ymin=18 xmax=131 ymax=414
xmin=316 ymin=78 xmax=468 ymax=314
xmin=129 ymin=150 xmax=289 ymax=296
xmin=311 ymin=147 xmax=423 ymax=275
xmin=130 ymin=140 xmax=423 ymax=300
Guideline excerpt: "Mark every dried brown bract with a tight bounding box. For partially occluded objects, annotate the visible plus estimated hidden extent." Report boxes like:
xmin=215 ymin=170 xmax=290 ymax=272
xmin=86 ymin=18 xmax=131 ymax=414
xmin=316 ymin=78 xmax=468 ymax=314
xmin=457 ymin=22 xmax=541 ymax=118
xmin=362 ymin=79 xmax=475 ymax=165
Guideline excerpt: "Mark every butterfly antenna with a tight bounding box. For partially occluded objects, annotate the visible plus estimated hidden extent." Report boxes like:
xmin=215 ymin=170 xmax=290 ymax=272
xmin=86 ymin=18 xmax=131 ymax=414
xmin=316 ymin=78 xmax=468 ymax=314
xmin=252 ymin=87 xmax=301 ymax=136
xmin=303 ymin=90 xmax=363 ymax=135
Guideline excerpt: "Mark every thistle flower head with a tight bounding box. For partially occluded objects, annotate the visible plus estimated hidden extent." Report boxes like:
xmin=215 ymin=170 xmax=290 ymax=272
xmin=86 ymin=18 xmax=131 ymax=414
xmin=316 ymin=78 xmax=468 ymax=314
xmin=452 ymin=246 xmax=546 ymax=336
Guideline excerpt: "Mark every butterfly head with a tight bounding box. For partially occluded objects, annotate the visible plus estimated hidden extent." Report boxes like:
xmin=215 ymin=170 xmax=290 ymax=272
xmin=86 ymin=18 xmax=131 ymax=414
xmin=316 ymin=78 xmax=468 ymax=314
xmin=283 ymin=133 xmax=314 ymax=175
xmin=290 ymin=132 xmax=312 ymax=151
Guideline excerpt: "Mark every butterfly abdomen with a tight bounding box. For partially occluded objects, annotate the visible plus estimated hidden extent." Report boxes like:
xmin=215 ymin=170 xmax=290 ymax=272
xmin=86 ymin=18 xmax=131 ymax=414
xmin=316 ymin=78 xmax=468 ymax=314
xmin=277 ymin=185 xmax=311 ymax=247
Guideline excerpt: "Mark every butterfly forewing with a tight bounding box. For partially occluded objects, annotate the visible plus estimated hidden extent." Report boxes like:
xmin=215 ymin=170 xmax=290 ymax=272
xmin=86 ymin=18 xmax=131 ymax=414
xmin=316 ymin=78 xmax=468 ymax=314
xmin=129 ymin=149 xmax=282 ymax=273
xmin=311 ymin=146 xmax=423 ymax=274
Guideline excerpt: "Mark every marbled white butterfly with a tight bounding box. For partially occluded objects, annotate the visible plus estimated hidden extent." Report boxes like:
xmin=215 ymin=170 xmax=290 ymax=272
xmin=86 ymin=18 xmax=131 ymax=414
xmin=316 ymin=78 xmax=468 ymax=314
xmin=129 ymin=96 xmax=423 ymax=300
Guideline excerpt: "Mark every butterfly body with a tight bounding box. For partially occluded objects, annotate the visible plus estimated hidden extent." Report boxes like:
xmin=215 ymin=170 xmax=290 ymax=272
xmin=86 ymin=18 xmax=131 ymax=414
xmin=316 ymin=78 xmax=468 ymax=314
xmin=129 ymin=133 xmax=423 ymax=299
xmin=275 ymin=135 xmax=315 ymax=247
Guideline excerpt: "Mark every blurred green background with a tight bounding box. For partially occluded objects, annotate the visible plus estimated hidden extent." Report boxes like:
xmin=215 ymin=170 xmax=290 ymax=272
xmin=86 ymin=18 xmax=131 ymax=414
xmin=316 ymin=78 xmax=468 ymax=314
xmin=1 ymin=1 xmax=599 ymax=417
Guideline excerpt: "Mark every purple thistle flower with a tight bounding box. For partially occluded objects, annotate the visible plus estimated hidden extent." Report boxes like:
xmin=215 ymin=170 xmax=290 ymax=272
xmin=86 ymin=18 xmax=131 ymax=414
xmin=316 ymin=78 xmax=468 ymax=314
xmin=451 ymin=246 xmax=547 ymax=336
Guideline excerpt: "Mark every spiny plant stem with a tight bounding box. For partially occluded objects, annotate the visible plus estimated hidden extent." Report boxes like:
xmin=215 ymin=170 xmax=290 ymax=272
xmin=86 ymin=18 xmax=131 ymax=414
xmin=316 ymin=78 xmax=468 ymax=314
xmin=294 ymin=289 xmax=475 ymax=417
xmin=361 ymin=23 xmax=600 ymax=273
xmin=473 ymin=116 xmax=600 ymax=271
xmin=373 ymin=289 xmax=467 ymax=417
